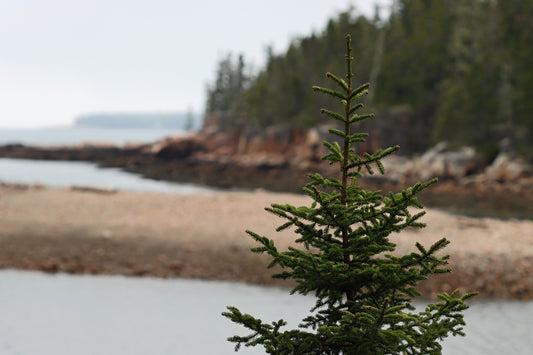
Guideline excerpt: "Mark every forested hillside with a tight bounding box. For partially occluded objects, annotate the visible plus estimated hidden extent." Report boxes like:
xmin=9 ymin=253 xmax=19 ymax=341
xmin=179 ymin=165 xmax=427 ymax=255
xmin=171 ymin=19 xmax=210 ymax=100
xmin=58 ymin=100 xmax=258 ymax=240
xmin=205 ymin=0 xmax=532 ymax=159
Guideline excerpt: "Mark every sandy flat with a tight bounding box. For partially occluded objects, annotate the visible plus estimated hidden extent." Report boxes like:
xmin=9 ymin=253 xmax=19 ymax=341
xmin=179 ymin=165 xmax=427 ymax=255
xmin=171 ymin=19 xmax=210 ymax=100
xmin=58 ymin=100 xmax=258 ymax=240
xmin=1 ymin=183 xmax=532 ymax=299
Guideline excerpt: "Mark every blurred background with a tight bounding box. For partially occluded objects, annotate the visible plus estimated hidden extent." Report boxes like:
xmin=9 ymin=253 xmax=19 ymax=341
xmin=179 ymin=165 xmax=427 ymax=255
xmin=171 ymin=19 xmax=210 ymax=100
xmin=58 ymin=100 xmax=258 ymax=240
xmin=0 ymin=1 xmax=532 ymax=354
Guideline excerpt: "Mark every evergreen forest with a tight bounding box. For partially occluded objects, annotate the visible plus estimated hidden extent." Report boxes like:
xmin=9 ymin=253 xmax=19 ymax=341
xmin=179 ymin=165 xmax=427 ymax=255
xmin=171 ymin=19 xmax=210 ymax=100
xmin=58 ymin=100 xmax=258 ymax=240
xmin=206 ymin=0 xmax=533 ymax=159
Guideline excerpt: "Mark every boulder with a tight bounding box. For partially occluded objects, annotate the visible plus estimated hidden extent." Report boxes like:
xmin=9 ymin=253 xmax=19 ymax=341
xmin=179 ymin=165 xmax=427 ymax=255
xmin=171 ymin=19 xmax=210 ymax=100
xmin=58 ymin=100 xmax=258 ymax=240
xmin=152 ymin=135 xmax=207 ymax=159
xmin=405 ymin=142 xmax=485 ymax=181
xmin=485 ymin=153 xmax=533 ymax=182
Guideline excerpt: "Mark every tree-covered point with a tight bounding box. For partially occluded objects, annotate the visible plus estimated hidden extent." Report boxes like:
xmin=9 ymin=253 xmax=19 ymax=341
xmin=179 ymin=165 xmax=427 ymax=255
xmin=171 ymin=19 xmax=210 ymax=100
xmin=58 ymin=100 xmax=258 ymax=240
xmin=205 ymin=0 xmax=533 ymax=158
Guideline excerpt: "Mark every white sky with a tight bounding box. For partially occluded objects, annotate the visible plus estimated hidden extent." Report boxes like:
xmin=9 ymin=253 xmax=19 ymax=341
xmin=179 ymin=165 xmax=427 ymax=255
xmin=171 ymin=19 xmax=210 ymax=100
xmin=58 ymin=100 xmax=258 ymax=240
xmin=0 ymin=0 xmax=391 ymax=128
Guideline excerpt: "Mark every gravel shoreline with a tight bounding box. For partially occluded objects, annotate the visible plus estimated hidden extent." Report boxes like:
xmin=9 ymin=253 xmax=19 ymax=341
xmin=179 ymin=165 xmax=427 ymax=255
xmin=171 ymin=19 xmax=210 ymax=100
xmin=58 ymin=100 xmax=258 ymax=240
xmin=1 ymin=183 xmax=532 ymax=299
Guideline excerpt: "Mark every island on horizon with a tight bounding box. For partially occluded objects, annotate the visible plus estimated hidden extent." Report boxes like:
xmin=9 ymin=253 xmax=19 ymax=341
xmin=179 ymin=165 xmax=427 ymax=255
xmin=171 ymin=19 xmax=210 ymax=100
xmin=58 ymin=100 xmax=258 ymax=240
xmin=74 ymin=111 xmax=200 ymax=130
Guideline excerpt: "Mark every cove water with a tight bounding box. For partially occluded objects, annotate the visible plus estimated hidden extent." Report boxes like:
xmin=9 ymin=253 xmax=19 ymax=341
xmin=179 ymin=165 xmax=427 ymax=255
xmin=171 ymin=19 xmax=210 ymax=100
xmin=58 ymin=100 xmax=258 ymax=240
xmin=0 ymin=158 xmax=214 ymax=194
xmin=0 ymin=127 xmax=214 ymax=193
xmin=0 ymin=270 xmax=531 ymax=354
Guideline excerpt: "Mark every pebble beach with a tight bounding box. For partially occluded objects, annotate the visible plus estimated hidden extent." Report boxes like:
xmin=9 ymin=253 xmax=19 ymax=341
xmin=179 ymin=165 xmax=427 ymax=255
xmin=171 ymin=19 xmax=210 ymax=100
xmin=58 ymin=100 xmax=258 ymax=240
xmin=1 ymin=183 xmax=532 ymax=299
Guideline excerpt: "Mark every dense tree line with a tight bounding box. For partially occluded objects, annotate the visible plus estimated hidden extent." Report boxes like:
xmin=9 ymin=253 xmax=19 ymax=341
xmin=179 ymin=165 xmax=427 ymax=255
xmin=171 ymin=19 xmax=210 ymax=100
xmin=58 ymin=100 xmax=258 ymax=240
xmin=205 ymin=0 xmax=533 ymax=158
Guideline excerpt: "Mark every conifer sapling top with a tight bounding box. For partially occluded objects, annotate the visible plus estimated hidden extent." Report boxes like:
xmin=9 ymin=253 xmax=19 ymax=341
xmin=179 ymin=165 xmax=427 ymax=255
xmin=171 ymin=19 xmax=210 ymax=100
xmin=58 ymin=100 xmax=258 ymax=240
xmin=223 ymin=34 xmax=476 ymax=354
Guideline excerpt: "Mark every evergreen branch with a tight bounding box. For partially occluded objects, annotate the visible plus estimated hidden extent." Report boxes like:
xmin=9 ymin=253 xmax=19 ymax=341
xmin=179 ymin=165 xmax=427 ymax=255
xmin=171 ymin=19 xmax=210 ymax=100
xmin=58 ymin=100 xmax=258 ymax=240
xmin=326 ymin=72 xmax=350 ymax=92
xmin=322 ymin=141 xmax=344 ymax=164
xmin=310 ymin=185 xmax=347 ymax=231
xmin=321 ymin=109 xmax=346 ymax=123
xmin=312 ymin=86 xmax=346 ymax=101
xmin=350 ymin=182 xmax=436 ymax=241
xmin=348 ymin=132 xmax=369 ymax=143
xmin=275 ymin=221 xmax=294 ymax=232
xmin=349 ymin=82 xmax=370 ymax=98
xmin=350 ymin=112 xmax=374 ymax=123
xmin=376 ymin=160 xmax=386 ymax=175
xmin=349 ymin=88 xmax=369 ymax=101
xmin=346 ymin=146 xmax=400 ymax=171
xmin=267 ymin=202 xmax=344 ymax=249
xmin=329 ymin=128 xmax=346 ymax=139
xmin=348 ymin=103 xmax=365 ymax=115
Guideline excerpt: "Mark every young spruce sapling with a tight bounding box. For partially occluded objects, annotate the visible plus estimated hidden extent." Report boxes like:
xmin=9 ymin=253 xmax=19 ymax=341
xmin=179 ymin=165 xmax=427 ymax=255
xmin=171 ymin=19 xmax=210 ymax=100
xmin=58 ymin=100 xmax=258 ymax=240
xmin=223 ymin=34 xmax=476 ymax=354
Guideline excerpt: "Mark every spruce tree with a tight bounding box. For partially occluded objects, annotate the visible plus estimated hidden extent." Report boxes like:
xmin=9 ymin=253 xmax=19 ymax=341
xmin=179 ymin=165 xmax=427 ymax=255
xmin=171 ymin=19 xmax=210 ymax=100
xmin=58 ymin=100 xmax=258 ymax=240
xmin=223 ymin=34 xmax=476 ymax=354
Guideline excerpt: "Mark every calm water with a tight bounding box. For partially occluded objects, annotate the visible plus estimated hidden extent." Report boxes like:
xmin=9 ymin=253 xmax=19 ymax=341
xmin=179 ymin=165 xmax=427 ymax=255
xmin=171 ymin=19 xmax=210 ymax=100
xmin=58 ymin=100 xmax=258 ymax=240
xmin=0 ymin=158 xmax=214 ymax=194
xmin=0 ymin=127 xmax=186 ymax=147
xmin=0 ymin=270 xmax=531 ymax=355
xmin=0 ymin=127 xmax=215 ymax=193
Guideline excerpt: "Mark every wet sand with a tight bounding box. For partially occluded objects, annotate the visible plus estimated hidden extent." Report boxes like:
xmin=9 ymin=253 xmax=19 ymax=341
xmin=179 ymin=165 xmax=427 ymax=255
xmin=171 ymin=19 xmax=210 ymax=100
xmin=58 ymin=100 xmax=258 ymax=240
xmin=1 ymin=183 xmax=532 ymax=299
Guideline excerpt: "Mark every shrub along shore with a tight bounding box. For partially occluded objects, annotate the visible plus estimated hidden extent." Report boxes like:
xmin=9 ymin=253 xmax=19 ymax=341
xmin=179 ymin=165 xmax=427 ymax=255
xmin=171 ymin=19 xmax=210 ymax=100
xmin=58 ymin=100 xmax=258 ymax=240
xmin=0 ymin=183 xmax=532 ymax=299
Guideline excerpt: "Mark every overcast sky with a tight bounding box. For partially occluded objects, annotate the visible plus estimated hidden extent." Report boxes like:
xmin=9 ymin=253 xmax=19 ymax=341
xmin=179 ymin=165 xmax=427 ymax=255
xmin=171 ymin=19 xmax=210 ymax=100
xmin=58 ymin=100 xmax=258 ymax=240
xmin=0 ymin=0 xmax=391 ymax=128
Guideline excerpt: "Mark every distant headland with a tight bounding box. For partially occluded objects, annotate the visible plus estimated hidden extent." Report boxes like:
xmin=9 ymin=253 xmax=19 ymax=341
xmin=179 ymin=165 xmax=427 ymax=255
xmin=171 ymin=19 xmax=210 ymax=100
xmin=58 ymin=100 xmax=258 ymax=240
xmin=74 ymin=111 xmax=199 ymax=130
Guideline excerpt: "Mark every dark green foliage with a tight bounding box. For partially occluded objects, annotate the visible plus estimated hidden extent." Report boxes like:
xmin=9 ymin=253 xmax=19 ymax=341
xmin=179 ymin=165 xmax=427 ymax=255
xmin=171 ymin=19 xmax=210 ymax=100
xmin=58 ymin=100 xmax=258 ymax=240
xmin=206 ymin=53 xmax=249 ymax=116
xmin=239 ymin=12 xmax=378 ymax=129
xmin=377 ymin=0 xmax=454 ymax=152
xmin=206 ymin=0 xmax=533 ymax=159
xmin=223 ymin=35 xmax=476 ymax=354
xmin=434 ymin=0 xmax=510 ymax=156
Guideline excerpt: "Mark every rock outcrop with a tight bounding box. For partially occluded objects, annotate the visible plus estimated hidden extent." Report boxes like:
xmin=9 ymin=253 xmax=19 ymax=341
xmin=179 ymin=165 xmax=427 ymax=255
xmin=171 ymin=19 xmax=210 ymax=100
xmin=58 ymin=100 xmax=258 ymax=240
xmin=0 ymin=129 xmax=532 ymax=218
xmin=484 ymin=153 xmax=533 ymax=182
xmin=381 ymin=142 xmax=486 ymax=182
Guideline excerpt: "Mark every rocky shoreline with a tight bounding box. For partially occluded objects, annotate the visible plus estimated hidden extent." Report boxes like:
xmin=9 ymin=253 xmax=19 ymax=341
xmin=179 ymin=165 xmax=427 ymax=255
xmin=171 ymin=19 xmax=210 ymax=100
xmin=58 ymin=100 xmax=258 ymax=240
xmin=1 ymin=129 xmax=532 ymax=219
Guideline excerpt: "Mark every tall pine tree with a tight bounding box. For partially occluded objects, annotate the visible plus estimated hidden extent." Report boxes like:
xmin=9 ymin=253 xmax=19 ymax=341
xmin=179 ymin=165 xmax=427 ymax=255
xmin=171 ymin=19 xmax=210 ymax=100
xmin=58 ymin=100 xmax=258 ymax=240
xmin=223 ymin=34 xmax=475 ymax=354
